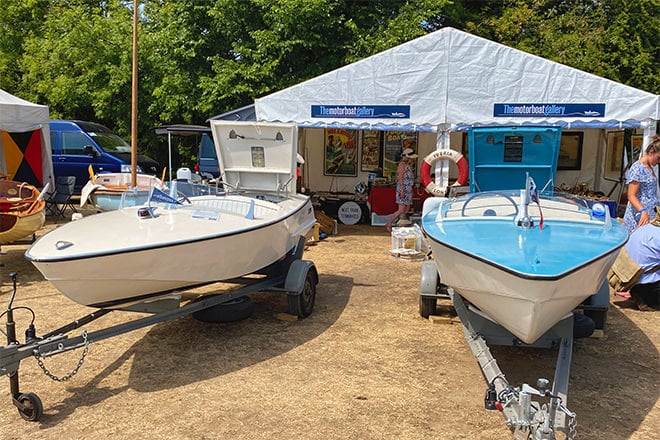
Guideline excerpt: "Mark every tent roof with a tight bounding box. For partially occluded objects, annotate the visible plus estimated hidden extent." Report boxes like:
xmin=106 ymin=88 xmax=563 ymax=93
xmin=254 ymin=27 xmax=659 ymax=131
xmin=154 ymin=124 xmax=211 ymax=136
xmin=0 ymin=89 xmax=53 ymax=187
xmin=0 ymin=88 xmax=50 ymax=132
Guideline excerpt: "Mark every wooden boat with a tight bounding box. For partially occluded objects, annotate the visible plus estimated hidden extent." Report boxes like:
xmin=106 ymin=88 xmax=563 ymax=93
xmin=25 ymin=122 xmax=315 ymax=308
xmin=0 ymin=180 xmax=47 ymax=244
xmin=79 ymin=170 xmax=165 ymax=211
xmin=421 ymin=176 xmax=628 ymax=344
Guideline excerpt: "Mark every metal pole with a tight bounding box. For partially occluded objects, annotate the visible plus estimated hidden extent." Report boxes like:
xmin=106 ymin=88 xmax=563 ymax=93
xmin=130 ymin=0 xmax=138 ymax=188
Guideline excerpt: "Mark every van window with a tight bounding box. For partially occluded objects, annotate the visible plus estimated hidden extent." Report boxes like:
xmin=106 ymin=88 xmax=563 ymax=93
xmin=89 ymin=132 xmax=132 ymax=153
xmin=199 ymin=134 xmax=216 ymax=159
xmin=62 ymin=132 xmax=92 ymax=154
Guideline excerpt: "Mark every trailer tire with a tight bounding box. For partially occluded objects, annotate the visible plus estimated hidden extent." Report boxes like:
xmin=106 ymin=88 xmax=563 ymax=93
xmin=287 ymin=269 xmax=318 ymax=318
xmin=192 ymin=296 xmax=255 ymax=323
xmin=572 ymin=312 xmax=595 ymax=339
xmin=16 ymin=392 xmax=43 ymax=422
xmin=419 ymin=296 xmax=437 ymax=318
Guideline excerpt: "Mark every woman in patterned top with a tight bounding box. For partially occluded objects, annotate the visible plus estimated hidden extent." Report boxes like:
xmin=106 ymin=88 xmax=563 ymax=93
xmin=623 ymin=135 xmax=660 ymax=233
xmin=386 ymin=147 xmax=418 ymax=232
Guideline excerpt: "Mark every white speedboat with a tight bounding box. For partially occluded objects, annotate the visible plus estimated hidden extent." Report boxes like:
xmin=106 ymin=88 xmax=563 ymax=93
xmin=25 ymin=121 xmax=315 ymax=308
xmin=422 ymin=177 xmax=628 ymax=344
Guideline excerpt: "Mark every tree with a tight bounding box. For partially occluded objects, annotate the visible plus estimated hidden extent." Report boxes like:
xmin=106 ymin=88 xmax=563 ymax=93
xmin=473 ymin=0 xmax=659 ymax=93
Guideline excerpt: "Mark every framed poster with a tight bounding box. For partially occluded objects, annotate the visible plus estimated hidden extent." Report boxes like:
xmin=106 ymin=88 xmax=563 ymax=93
xmin=557 ymin=132 xmax=583 ymax=170
xmin=324 ymin=128 xmax=358 ymax=176
xmin=360 ymin=130 xmax=381 ymax=172
xmin=383 ymin=131 xmax=417 ymax=181
xmin=604 ymin=130 xmax=625 ymax=181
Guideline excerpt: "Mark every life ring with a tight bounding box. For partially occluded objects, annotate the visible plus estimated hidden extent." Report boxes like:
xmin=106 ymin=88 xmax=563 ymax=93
xmin=420 ymin=149 xmax=469 ymax=196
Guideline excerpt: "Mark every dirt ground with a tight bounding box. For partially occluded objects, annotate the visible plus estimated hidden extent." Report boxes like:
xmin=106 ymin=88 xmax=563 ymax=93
xmin=0 ymin=215 xmax=658 ymax=439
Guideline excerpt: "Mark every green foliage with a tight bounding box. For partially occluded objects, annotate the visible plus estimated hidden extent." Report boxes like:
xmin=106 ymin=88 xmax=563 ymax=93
xmin=474 ymin=0 xmax=659 ymax=93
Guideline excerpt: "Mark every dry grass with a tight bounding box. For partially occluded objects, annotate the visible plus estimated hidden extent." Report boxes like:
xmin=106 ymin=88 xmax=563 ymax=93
xmin=0 ymin=217 xmax=658 ymax=439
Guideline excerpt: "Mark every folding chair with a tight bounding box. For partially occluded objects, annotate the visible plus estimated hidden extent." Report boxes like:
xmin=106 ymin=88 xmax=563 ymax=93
xmin=49 ymin=176 xmax=77 ymax=217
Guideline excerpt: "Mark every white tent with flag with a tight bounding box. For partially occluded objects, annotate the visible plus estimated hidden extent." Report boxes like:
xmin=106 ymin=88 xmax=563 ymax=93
xmin=238 ymin=27 xmax=660 ymax=202
xmin=0 ymin=88 xmax=53 ymax=189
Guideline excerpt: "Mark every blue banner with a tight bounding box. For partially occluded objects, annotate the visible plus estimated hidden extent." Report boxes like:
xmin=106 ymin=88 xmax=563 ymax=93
xmin=311 ymin=105 xmax=410 ymax=119
xmin=493 ymin=103 xmax=606 ymax=118
xmin=149 ymin=187 xmax=182 ymax=205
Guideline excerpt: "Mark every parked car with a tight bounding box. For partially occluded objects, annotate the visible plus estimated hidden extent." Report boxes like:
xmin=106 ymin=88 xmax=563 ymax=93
xmin=195 ymin=132 xmax=220 ymax=179
xmin=49 ymin=120 xmax=161 ymax=193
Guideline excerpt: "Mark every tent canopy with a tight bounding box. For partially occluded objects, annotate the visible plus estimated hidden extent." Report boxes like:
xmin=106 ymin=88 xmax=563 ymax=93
xmin=255 ymin=27 xmax=659 ymax=131
xmin=0 ymin=89 xmax=53 ymax=188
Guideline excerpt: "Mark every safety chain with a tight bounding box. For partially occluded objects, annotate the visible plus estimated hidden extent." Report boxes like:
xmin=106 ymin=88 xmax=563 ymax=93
xmin=34 ymin=331 xmax=90 ymax=382
xmin=560 ymin=404 xmax=577 ymax=440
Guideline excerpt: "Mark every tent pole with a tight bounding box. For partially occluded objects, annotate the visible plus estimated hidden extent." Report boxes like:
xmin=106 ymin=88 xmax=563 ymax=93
xmin=168 ymin=132 xmax=172 ymax=182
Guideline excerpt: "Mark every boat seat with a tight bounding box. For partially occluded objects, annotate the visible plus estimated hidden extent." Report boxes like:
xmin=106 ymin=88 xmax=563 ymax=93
xmin=46 ymin=176 xmax=77 ymax=218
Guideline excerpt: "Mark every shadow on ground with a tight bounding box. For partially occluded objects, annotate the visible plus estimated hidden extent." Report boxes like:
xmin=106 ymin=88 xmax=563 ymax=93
xmin=38 ymin=273 xmax=353 ymax=424
xmin=489 ymin=306 xmax=658 ymax=439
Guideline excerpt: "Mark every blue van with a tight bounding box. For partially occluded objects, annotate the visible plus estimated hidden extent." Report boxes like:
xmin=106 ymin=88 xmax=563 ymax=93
xmin=50 ymin=120 xmax=161 ymax=193
xmin=196 ymin=132 xmax=220 ymax=179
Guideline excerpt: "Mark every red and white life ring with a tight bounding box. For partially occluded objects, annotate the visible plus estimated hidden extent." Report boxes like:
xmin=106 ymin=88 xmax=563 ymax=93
xmin=420 ymin=149 xmax=469 ymax=196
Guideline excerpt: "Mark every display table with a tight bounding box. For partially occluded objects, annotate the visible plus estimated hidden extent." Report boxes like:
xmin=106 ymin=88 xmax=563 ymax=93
xmin=367 ymin=186 xmax=432 ymax=215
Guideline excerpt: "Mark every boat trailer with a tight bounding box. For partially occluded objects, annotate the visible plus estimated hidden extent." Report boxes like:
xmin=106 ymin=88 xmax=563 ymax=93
xmin=1 ymin=237 xmax=317 ymax=422
xmin=419 ymin=261 xmax=578 ymax=440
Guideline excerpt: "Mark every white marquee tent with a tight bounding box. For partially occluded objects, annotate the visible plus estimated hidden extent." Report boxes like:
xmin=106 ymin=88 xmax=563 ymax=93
xmin=252 ymin=27 xmax=658 ymax=196
xmin=255 ymin=27 xmax=658 ymax=134
xmin=0 ymin=88 xmax=53 ymax=189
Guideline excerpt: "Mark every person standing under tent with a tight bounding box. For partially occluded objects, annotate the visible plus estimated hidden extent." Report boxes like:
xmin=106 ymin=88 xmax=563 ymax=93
xmin=623 ymin=136 xmax=660 ymax=233
xmin=386 ymin=148 xmax=417 ymax=232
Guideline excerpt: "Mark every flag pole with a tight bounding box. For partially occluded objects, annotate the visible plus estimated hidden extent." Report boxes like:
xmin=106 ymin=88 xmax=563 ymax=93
xmin=130 ymin=0 xmax=138 ymax=188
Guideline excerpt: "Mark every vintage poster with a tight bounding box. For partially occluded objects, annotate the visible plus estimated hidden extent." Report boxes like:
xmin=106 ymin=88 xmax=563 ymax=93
xmin=324 ymin=128 xmax=358 ymax=176
xmin=383 ymin=131 xmax=417 ymax=181
xmin=604 ymin=131 xmax=625 ymax=181
xmin=360 ymin=130 xmax=381 ymax=172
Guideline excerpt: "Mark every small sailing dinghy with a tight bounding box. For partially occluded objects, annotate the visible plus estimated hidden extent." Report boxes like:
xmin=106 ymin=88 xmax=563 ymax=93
xmin=0 ymin=179 xmax=48 ymax=244
xmin=79 ymin=168 xmax=165 ymax=211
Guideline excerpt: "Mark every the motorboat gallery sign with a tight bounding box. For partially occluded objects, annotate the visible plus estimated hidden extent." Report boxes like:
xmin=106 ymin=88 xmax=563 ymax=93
xmin=493 ymin=103 xmax=606 ymax=118
xmin=311 ymin=105 xmax=410 ymax=119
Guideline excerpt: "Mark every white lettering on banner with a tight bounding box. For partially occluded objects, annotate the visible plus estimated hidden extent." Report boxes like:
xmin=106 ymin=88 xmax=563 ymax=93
xmin=502 ymin=104 xmax=566 ymax=116
xmin=318 ymin=106 xmax=375 ymax=117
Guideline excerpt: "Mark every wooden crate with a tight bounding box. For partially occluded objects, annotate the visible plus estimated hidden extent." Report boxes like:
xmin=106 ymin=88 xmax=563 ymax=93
xmin=315 ymin=211 xmax=337 ymax=235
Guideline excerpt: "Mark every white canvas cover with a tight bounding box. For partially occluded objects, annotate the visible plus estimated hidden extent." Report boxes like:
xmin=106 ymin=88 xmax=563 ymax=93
xmin=255 ymin=27 xmax=659 ymax=131
xmin=0 ymin=88 xmax=53 ymax=188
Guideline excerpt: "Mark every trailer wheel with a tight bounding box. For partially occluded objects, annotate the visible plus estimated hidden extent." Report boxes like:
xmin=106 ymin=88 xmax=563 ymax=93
xmin=192 ymin=296 xmax=255 ymax=323
xmin=15 ymin=392 xmax=43 ymax=422
xmin=287 ymin=270 xmax=317 ymax=318
xmin=419 ymin=296 xmax=437 ymax=318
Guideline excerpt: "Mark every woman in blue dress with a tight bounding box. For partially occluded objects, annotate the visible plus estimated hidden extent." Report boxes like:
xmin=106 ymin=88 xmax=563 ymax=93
xmin=386 ymin=148 xmax=417 ymax=231
xmin=623 ymin=136 xmax=660 ymax=233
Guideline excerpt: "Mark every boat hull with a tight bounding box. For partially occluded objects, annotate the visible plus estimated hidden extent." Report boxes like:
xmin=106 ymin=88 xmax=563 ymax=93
xmin=0 ymin=180 xmax=46 ymax=244
xmin=426 ymin=237 xmax=619 ymax=344
xmin=26 ymin=194 xmax=315 ymax=308
xmin=0 ymin=209 xmax=45 ymax=244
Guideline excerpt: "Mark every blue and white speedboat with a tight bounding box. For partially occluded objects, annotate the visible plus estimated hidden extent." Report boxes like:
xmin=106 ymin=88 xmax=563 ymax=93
xmin=422 ymin=177 xmax=628 ymax=344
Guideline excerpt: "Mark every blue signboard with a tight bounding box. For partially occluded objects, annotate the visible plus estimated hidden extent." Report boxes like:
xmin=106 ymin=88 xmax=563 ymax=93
xmin=493 ymin=103 xmax=606 ymax=118
xmin=311 ymin=105 xmax=410 ymax=119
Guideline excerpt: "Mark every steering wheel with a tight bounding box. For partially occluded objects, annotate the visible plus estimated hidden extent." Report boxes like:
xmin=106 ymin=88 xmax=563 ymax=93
xmin=460 ymin=192 xmax=519 ymax=217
